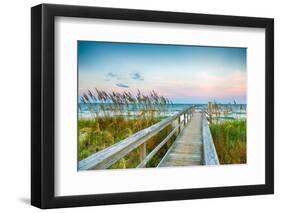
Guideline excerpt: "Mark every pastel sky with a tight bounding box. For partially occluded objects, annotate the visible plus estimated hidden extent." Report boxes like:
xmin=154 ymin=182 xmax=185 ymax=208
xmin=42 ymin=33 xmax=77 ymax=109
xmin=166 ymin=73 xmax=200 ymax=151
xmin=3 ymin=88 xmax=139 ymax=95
xmin=78 ymin=41 xmax=246 ymax=104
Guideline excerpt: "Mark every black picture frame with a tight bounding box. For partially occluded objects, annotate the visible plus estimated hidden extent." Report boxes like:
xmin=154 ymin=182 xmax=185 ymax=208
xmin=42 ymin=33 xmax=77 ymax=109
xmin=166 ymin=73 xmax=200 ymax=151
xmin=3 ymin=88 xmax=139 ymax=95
xmin=31 ymin=3 xmax=274 ymax=209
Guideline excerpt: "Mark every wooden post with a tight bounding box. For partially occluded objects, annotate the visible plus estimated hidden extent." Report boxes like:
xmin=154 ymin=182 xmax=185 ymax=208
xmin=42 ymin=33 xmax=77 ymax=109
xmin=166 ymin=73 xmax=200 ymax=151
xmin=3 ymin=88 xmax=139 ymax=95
xmin=208 ymin=102 xmax=213 ymax=124
xmin=140 ymin=142 xmax=146 ymax=162
xmin=79 ymin=107 xmax=192 ymax=170
xmin=178 ymin=116 xmax=181 ymax=134
xmin=184 ymin=113 xmax=186 ymax=125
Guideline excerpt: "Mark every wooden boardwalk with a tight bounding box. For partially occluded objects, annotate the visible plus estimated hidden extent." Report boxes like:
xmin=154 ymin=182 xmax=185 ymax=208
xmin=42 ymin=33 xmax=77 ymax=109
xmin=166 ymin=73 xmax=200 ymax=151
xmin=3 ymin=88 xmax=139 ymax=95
xmin=79 ymin=107 xmax=219 ymax=170
xmin=158 ymin=111 xmax=203 ymax=167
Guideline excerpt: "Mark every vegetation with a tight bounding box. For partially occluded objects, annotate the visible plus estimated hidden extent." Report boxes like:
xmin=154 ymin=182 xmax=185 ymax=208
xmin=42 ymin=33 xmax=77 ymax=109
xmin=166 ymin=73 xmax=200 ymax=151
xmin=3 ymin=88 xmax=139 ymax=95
xmin=210 ymin=120 xmax=246 ymax=164
xmin=208 ymin=101 xmax=246 ymax=124
xmin=78 ymin=90 xmax=247 ymax=168
xmin=78 ymin=89 xmax=174 ymax=168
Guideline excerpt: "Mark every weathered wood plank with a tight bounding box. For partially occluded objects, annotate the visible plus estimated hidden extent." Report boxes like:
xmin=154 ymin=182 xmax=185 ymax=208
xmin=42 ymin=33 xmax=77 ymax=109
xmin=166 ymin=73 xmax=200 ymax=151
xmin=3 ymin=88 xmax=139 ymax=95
xmin=79 ymin=107 xmax=218 ymax=170
xmin=79 ymin=107 xmax=192 ymax=170
xmin=202 ymin=113 xmax=220 ymax=165
xmin=157 ymin=111 xmax=203 ymax=167
xmin=137 ymin=123 xmax=180 ymax=168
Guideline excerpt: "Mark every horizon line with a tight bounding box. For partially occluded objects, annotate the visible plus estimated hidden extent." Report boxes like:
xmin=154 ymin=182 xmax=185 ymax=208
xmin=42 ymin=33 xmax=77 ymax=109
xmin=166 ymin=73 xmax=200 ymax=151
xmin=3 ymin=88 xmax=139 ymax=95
xmin=78 ymin=101 xmax=247 ymax=105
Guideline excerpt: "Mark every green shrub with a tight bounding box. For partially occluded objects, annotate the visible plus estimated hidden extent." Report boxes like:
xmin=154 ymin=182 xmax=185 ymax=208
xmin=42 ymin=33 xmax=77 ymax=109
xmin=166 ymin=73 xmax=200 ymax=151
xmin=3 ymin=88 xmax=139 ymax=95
xmin=210 ymin=120 xmax=246 ymax=164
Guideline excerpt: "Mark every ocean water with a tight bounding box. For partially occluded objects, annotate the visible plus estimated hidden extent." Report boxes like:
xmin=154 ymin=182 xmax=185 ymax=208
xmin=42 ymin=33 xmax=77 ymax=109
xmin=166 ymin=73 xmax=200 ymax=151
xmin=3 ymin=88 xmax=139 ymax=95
xmin=78 ymin=103 xmax=247 ymax=120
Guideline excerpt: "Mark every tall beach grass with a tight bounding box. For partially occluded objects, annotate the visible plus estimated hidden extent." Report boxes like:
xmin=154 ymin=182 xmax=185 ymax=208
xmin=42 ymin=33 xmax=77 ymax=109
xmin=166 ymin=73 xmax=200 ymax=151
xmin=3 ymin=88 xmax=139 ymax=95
xmin=210 ymin=120 xmax=246 ymax=164
xmin=78 ymin=89 xmax=174 ymax=168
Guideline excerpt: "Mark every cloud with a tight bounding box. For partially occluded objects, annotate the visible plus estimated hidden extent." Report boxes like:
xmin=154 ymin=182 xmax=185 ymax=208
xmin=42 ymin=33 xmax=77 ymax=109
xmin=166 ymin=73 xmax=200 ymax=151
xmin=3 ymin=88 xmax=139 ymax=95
xmin=116 ymin=83 xmax=129 ymax=88
xmin=107 ymin=72 xmax=121 ymax=80
xmin=131 ymin=72 xmax=144 ymax=81
xmin=107 ymin=72 xmax=116 ymax=78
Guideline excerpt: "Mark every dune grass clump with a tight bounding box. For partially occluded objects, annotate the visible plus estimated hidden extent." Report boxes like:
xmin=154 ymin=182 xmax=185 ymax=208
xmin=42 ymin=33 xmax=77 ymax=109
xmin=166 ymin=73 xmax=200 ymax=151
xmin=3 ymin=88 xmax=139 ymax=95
xmin=78 ymin=88 xmax=174 ymax=168
xmin=79 ymin=88 xmax=171 ymax=118
xmin=78 ymin=116 xmax=161 ymax=161
xmin=210 ymin=120 xmax=246 ymax=164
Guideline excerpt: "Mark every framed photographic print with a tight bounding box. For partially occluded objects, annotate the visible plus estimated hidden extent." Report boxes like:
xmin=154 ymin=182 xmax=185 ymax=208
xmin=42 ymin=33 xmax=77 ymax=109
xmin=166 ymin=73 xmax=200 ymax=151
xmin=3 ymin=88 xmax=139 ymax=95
xmin=31 ymin=3 xmax=274 ymax=209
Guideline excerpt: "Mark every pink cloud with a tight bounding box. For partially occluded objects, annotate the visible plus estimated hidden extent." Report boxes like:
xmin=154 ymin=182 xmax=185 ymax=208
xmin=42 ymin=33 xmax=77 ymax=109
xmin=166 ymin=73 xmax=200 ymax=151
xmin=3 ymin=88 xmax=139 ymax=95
xmin=156 ymin=71 xmax=246 ymax=100
xmin=79 ymin=71 xmax=246 ymax=103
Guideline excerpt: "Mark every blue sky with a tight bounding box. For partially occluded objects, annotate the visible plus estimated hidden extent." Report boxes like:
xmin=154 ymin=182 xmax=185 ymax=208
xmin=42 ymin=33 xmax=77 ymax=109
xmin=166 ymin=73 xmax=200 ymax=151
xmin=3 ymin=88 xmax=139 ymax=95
xmin=78 ymin=41 xmax=246 ymax=104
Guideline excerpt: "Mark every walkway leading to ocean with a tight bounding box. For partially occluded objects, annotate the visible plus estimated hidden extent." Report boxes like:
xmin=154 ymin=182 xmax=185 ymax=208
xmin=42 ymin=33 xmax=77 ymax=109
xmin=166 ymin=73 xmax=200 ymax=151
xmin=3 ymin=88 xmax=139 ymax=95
xmin=158 ymin=111 xmax=203 ymax=167
xmin=79 ymin=108 xmax=219 ymax=170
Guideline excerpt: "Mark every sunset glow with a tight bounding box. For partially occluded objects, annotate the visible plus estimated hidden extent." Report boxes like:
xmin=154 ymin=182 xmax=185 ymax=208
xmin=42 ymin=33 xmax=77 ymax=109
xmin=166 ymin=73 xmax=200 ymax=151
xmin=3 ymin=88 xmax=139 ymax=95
xmin=78 ymin=41 xmax=246 ymax=104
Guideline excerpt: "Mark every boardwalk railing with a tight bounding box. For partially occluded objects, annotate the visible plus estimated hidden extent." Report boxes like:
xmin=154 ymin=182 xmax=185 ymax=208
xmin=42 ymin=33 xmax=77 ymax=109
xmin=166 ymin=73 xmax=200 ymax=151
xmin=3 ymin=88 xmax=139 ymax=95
xmin=202 ymin=112 xmax=220 ymax=165
xmin=79 ymin=107 xmax=194 ymax=170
